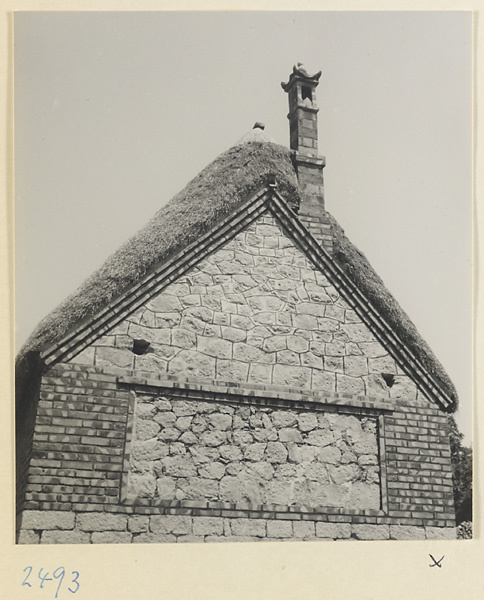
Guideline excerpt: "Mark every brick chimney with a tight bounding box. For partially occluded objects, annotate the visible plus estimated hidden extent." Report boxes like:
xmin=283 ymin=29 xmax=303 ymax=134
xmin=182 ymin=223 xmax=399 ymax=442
xmin=282 ymin=64 xmax=332 ymax=253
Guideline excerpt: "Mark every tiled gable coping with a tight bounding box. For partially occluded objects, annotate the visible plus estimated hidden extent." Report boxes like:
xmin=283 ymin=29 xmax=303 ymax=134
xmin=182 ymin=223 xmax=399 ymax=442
xmin=117 ymin=374 xmax=395 ymax=415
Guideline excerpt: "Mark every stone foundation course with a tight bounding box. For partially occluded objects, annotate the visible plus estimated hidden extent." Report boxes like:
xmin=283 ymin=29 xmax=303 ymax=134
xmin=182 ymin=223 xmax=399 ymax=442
xmin=17 ymin=510 xmax=456 ymax=544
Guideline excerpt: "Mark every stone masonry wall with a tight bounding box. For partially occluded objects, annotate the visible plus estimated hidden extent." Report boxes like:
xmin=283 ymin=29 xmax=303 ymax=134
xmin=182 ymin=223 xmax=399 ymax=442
xmin=128 ymin=393 xmax=380 ymax=510
xmin=69 ymin=211 xmax=422 ymax=404
xmin=18 ymin=512 xmax=455 ymax=544
xmin=16 ymin=209 xmax=455 ymax=543
xmin=16 ymin=363 xmax=456 ymax=543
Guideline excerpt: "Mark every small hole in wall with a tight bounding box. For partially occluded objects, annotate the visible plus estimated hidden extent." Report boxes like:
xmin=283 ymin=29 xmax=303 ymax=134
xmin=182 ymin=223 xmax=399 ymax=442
xmin=382 ymin=373 xmax=395 ymax=388
xmin=132 ymin=339 xmax=151 ymax=355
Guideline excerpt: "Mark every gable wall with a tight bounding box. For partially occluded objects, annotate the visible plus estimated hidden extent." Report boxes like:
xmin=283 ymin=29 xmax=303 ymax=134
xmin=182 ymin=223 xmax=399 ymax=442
xmin=69 ymin=211 xmax=423 ymax=404
xmin=16 ymin=363 xmax=455 ymax=543
xmin=16 ymin=210 xmax=456 ymax=544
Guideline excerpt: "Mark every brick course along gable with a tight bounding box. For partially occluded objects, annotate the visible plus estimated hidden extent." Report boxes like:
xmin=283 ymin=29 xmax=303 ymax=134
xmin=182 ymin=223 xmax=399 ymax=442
xmin=69 ymin=210 xmax=421 ymax=404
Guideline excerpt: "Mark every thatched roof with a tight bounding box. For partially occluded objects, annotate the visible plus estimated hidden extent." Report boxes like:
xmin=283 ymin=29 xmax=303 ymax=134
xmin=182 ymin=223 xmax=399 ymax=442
xmin=327 ymin=213 xmax=458 ymax=407
xmin=18 ymin=137 xmax=457 ymax=409
xmin=19 ymin=139 xmax=299 ymax=358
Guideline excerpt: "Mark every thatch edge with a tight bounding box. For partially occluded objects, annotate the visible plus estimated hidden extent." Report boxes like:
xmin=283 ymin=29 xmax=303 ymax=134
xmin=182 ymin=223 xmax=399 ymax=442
xmin=327 ymin=211 xmax=458 ymax=410
xmin=18 ymin=141 xmax=300 ymax=362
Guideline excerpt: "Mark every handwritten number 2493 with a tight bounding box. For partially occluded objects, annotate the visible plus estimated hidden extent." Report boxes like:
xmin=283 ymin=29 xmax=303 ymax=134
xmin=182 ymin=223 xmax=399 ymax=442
xmin=22 ymin=567 xmax=80 ymax=597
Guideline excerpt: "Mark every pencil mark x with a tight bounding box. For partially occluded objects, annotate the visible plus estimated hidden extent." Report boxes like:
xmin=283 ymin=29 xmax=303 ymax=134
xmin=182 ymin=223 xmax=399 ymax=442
xmin=429 ymin=554 xmax=444 ymax=568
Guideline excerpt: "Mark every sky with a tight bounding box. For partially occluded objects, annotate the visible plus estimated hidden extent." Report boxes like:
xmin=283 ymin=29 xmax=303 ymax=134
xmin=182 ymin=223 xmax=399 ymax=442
xmin=14 ymin=11 xmax=472 ymax=441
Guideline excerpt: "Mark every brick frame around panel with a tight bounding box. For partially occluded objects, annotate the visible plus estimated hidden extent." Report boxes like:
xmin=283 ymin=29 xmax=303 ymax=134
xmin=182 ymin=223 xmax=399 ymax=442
xmin=117 ymin=368 xmax=393 ymax=519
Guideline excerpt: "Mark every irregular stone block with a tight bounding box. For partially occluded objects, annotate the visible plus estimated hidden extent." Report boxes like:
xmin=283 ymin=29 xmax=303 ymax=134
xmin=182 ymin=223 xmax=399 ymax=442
xmin=263 ymin=335 xmax=287 ymax=352
xmin=276 ymin=350 xmax=300 ymax=365
xmin=233 ymin=342 xmax=266 ymax=363
xmin=298 ymin=413 xmax=318 ymax=432
xmin=95 ymin=347 xmax=133 ymax=369
xmin=425 ymin=526 xmax=456 ymax=540
xmin=312 ymin=370 xmax=336 ymax=392
xmin=267 ymin=521 xmax=293 ymax=538
xmin=220 ymin=326 xmax=246 ymax=343
xmin=325 ymin=341 xmax=346 ymax=356
xmin=77 ymin=513 xmax=127 ymax=532
xmin=128 ymin=516 xmax=149 ymax=533
xmin=390 ymin=525 xmax=426 ymax=540
xmin=168 ymin=350 xmax=216 ymax=379
xmin=315 ymin=522 xmax=351 ymax=539
xmin=133 ymin=533 xmax=177 ymax=543
xmin=162 ymin=456 xmax=197 ymax=478
xmin=209 ymin=413 xmax=233 ymax=431
xmin=230 ymin=518 xmax=267 ymax=537
xmin=176 ymin=535 xmax=206 ymax=543
xmin=316 ymin=446 xmax=341 ymax=465
xmin=41 ymin=530 xmax=91 ymax=544
xmin=336 ymin=374 xmax=365 ymax=395
xmin=17 ymin=529 xmax=40 ymax=544
xmin=248 ymin=363 xmax=273 ymax=384
xmin=192 ymin=517 xmax=224 ymax=536
xmin=156 ymin=476 xmax=176 ymax=499
xmin=293 ymin=521 xmax=316 ymax=539
xmin=347 ymin=482 xmax=380 ymax=509
xmin=189 ymin=472 xmax=221 ymax=501
xmin=265 ymin=480 xmax=293 ymax=505
xmin=389 ymin=376 xmax=418 ymax=400
xmin=128 ymin=472 xmax=156 ymax=498
xmin=306 ymin=429 xmax=334 ymax=447
xmin=278 ymin=428 xmax=303 ymax=443
xmin=150 ymin=515 xmax=192 ymax=535
xmin=196 ymin=462 xmax=226 ymax=480
xmin=136 ymin=419 xmax=161 ymax=441
xmin=265 ymin=442 xmax=288 ymax=463
xmin=91 ymin=531 xmax=133 ymax=544
xmin=351 ymin=524 xmax=390 ymax=540
xmin=352 ymin=432 xmax=378 ymax=455
xmin=171 ymin=400 xmax=197 ymax=417
xmin=219 ymin=445 xmax=243 ymax=462
xmin=147 ymin=294 xmax=182 ymax=313
xmin=244 ymin=442 xmax=267 ymax=462
xmin=363 ymin=374 xmax=389 ymax=397
xmin=179 ymin=431 xmax=197 ymax=445
xmin=201 ymin=430 xmax=227 ymax=447
xmin=324 ymin=356 xmax=344 ymax=373
xmin=292 ymin=314 xmax=318 ymax=330
xmin=21 ymin=510 xmax=75 ymax=531
xmin=132 ymin=439 xmax=168 ymax=462
xmin=136 ymin=401 xmax=158 ymax=420
xmin=368 ymin=355 xmax=397 ymax=374
xmin=69 ymin=346 xmax=95 ymax=365
xmin=249 ymin=461 xmax=275 ymax=481
xmin=272 ymin=365 xmax=311 ymax=388
xmin=197 ymin=336 xmax=232 ymax=359
xmin=343 ymin=356 xmax=369 ymax=378
xmin=216 ymin=359 xmax=249 ymax=382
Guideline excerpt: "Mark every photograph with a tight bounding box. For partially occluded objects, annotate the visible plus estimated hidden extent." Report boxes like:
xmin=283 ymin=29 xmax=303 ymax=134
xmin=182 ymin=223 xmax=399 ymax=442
xmin=14 ymin=11 xmax=472 ymax=545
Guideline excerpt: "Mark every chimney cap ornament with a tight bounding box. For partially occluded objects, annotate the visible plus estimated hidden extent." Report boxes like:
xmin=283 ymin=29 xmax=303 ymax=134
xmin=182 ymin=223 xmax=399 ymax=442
xmin=281 ymin=63 xmax=322 ymax=91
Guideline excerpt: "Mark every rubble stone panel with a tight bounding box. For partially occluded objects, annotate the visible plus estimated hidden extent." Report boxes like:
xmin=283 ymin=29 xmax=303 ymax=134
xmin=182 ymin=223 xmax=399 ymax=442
xmin=128 ymin=394 xmax=381 ymax=511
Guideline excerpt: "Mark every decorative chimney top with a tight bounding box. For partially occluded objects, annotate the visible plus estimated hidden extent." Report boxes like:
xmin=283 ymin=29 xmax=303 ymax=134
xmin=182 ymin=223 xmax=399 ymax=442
xmin=282 ymin=64 xmax=330 ymax=251
xmin=253 ymin=122 xmax=265 ymax=130
xmin=281 ymin=63 xmax=322 ymax=93
xmin=282 ymin=63 xmax=322 ymax=156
